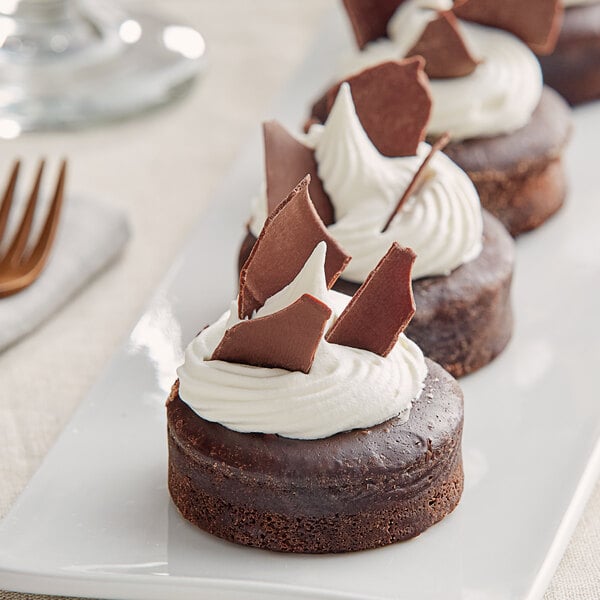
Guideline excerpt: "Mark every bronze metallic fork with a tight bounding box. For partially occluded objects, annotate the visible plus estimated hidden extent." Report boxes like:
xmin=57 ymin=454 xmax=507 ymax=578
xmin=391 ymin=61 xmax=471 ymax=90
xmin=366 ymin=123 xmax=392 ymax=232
xmin=0 ymin=160 xmax=67 ymax=298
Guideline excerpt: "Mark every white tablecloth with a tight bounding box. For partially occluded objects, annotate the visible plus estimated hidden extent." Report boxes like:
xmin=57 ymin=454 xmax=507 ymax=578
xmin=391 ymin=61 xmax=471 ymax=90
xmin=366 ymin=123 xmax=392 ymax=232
xmin=0 ymin=1 xmax=598 ymax=598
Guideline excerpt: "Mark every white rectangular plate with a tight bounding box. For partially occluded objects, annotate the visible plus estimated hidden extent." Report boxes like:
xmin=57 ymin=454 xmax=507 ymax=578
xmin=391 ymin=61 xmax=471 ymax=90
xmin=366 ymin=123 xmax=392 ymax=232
xmin=1 ymin=8 xmax=600 ymax=600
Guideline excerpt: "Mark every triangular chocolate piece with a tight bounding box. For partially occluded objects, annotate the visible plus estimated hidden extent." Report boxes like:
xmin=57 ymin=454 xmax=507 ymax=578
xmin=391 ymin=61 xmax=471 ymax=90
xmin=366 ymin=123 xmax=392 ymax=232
xmin=342 ymin=0 xmax=406 ymax=49
xmin=325 ymin=58 xmax=432 ymax=158
xmin=239 ymin=176 xmax=351 ymax=319
xmin=212 ymin=294 xmax=331 ymax=374
xmin=382 ymin=132 xmax=450 ymax=232
xmin=263 ymin=120 xmax=334 ymax=225
xmin=407 ymin=11 xmax=480 ymax=79
xmin=326 ymin=243 xmax=416 ymax=357
xmin=453 ymin=0 xmax=563 ymax=55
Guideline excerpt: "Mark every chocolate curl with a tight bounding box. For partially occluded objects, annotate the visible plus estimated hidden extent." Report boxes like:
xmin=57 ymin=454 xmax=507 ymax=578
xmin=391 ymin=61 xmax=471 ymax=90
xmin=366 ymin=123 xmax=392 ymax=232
xmin=212 ymin=294 xmax=331 ymax=374
xmin=303 ymin=116 xmax=321 ymax=134
xmin=382 ymin=132 xmax=450 ymax=232
xmin=453 ymin=0 xmax=563 ymax=55
xmin=326 ymin=243 xmax=416 ymax=357
xmin=263 ymin=120 xmax=334 ymax=225
xmin=239 ymin=176 xmax=351 ymax=319
xmin=407 ymin=11 xmax=480 ymax=78
xmin=342 ymin=0 xmax=406 ymax=49
xmin=308 ymin=94 xmax=330 ymax=131
xmin=325 ymin=58 xmax=432 ymax=158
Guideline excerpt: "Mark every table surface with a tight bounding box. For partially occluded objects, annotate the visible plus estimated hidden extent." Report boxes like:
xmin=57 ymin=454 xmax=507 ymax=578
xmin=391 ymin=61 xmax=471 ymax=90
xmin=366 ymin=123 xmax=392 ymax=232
xmin=0 ymin=2 xmax=599 ymax=599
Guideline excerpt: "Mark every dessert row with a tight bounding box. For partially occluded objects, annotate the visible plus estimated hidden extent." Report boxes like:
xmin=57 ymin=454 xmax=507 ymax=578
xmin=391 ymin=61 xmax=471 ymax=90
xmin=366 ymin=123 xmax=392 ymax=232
xmin=166 ymin=0 xmax=595 ymax=554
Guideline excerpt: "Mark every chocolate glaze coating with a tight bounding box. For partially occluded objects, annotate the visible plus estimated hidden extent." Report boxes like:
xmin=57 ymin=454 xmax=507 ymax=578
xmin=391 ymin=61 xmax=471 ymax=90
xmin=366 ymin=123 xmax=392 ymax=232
xmin=307 ymin=86 xmax=571 ymax=237
xmin=239 ymin=211 xmax=514 ymax=378
xmin=538 ymin=3 xmax=600 ymax=106
xmin=167 ymin=359 xmax=464 ymax=553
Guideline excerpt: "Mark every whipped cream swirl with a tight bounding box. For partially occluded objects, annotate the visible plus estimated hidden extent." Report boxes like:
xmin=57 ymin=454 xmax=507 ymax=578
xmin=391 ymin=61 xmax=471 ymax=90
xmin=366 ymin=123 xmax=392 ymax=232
xmin=340 ymin=0 xmax=544 ymax=141
xmin=177 ymin=243 xmax=427 ymax=440
xmin=250 ymin=83 xmax=482 ymax=283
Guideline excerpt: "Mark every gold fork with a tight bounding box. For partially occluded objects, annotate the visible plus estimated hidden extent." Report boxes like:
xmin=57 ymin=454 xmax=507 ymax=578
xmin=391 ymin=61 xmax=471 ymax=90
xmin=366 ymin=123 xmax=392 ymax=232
xmin=0 ymin=160 xmax=67 ymax=298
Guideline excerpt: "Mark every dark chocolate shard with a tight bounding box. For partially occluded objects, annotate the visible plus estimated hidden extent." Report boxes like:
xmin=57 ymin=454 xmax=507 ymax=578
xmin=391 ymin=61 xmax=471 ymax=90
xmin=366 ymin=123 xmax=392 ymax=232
xmin=342 ymin=0 xmax=406 ymax=49
xmin=239 ymin=176 xmax=351 ymax=319
xmin=326 ymin=243 xmax=416 ymax=357
xmin=325 ymin=58 xmax=432 ymax=158
xmin=212 ymin=294 xmax=331 ymax=374
xmin=382 ymin=132 xmax=450 ymax=232
xmin=407 ymin=11 xmax=480 ymax=78
xmin=263 ymin=121 xmax=334 ymax=225
xmin=308 ymin=94 xmax=330 ymax=130
xmin=453 ymin=0 xmax=563 ymax=55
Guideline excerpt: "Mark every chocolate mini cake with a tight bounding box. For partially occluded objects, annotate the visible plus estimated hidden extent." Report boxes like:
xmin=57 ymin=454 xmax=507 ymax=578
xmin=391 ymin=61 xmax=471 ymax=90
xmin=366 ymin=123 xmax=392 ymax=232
xmin=308 ymin=0 xmax=572 ymax=236
xmin=168 ymin=359 xmax=463 ymax=553
xmin=169 ymin=179 xmax=464 ymax=553
xmin=242 ymin=60 xmax=515 ymax=377
xmin=538 ymin=1 xmax=600 ymax=105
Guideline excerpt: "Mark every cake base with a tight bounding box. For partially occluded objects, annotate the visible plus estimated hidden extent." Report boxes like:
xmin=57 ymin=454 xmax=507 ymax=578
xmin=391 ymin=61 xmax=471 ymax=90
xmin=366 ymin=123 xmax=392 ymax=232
xmin=538 ymin=3 xmax=600 ymax=106
xmin=442 ymin=87 xmax=572 ymax=237
xmin=167 ymin=359 xmax=464 ymax=553
xmin=239 ymin=210 xmax=515 ymax=378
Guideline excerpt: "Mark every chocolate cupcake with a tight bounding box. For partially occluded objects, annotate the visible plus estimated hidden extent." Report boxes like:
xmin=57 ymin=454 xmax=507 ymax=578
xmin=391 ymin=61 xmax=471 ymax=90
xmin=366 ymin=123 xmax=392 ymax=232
xmin=242 ymin=60 xmax=515 ymax=377
xmin=308 ymin=0 xmax=572 ymax=236
xmin=538 ymin=1 xmax=600 ymax=105
xmin=168 ymin=178 xmax=464 ymax=553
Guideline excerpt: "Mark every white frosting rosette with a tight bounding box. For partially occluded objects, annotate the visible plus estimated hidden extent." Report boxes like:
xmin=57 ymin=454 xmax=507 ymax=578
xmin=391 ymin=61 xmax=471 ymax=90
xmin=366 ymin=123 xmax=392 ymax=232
xmin=178 ymin=243 xmax=428 ymax=440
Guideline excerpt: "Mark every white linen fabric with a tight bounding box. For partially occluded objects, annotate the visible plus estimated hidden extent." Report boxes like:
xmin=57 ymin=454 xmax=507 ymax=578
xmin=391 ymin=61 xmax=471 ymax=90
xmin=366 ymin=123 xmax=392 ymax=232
xmin=0 ymin=195 xmax=130 ymax=352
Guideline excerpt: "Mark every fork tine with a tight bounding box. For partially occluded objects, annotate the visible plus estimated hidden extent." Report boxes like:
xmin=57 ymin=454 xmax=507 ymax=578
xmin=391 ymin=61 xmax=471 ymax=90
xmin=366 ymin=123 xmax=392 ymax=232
xmin=0 ymin=160 xmax=20 ymax=242
xmin=26 ymin=160 xmax=66 ymax=270
xmin=4 ymin=159 xmax=45 ymax=265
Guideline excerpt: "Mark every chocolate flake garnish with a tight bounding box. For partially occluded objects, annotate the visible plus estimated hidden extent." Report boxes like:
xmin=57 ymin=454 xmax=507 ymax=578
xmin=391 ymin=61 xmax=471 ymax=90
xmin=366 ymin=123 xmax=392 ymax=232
xmin=382 ymin=132 xmax=450 ymax=232
xmin=239 ymin=176 xmax=351 ymax=319
xmin=212 ymin=294 xmax=331 ymax=374
xmin=325 ymin=58 xmax=432 ymax=158
xmin=453 ymin=0 xmax=563 ymax=55
xmin=326 ymin=243 xmax=416 ymax=357
xmin=407 ymin=11 xmax=480 ymax=79
xmin=264 ymin=120 xmax=334 ymax=225
xmin=342 ymin=0 xmax=406 ymax=49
